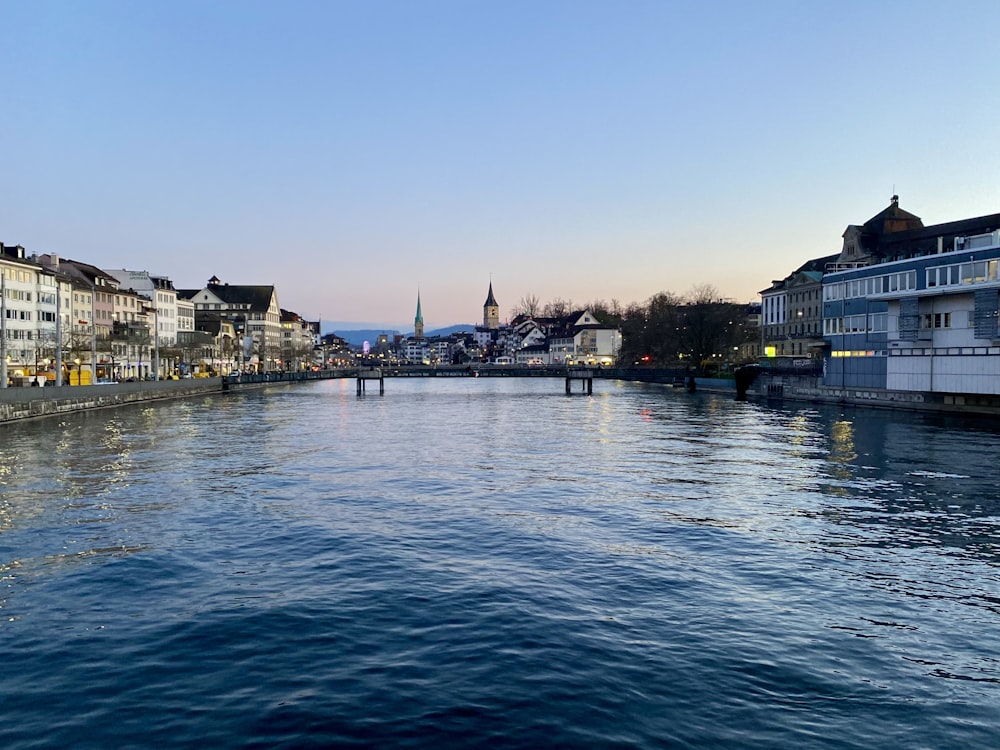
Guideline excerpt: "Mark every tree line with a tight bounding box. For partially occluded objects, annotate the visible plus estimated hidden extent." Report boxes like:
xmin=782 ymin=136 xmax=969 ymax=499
xmin=510 ymin=284 xmax=757 ymax=371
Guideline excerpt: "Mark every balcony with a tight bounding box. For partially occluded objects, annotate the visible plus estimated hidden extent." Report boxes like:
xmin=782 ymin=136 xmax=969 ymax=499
xmin=825 ymin=261 xmax=871 ymax=272
xmin=112 ymin=321 xmax=151 ymax=343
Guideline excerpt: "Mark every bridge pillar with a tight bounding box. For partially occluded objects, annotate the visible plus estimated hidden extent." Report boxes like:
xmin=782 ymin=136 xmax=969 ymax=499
xmin=357 ymin=368 xmax=384 ymax=396
xmin=565 ymin=370 xmax=594 ymax=395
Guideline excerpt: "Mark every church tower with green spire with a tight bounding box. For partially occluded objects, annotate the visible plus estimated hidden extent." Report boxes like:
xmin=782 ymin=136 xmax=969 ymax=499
xmin=483 ymin=282 xmax=499 ymax=330
xmin=414 ymin=290 xmax=424 ymax=339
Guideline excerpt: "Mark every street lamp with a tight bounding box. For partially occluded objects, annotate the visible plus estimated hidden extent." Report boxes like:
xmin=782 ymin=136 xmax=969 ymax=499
xmin=1 ymin=271 xmax=6 ymax=389
xmin=152 ymin=307 xmax=160 ymax=381
xmin=232 ymin=314 xmax=246 ymax=376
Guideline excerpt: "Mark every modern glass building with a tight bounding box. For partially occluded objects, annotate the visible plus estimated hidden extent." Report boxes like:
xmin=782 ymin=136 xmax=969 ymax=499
xmin=822 ymin=198 xmax=1000 ymax=395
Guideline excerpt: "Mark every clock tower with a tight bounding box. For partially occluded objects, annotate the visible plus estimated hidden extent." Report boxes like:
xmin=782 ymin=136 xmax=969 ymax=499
xmin=483 ymin=282 xmax=499 ymax=330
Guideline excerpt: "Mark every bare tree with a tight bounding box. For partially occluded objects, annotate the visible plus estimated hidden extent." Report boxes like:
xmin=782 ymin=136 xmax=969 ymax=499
xmin=542 ymin=297 xmax=573 ymax=318
xmin=686 ymin=283 xmax=721 ymax=305
xmin=617 ymin=292 xmax=684 ymax=365
xmin=583 ymin=298 xmax=623 ymax=326
xmin=510 ymin=294 xmax=541 ymax=320
xmin=678 ymin=293 xmax=754 ymax=372
xmin=30 ymin=330 xmax=60 ymax=379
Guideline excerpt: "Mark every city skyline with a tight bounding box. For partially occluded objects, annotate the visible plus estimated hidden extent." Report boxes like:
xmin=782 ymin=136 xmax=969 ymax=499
xmin=3 ymin=1 xmax=999 ymax=328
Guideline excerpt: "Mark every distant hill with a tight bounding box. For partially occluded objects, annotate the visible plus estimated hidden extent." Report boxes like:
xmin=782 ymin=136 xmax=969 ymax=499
xmin=426 ymin=324 xmax=477 ymax=338
xmin=332 ymin=329 xmax=400 ymax=347
xmin=333 ymin=324 xmax=475 ymax=347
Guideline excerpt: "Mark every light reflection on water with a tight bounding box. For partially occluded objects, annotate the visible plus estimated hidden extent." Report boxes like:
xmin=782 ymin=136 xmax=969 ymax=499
xmin=1 ymin=378 xmax=999 ymax=748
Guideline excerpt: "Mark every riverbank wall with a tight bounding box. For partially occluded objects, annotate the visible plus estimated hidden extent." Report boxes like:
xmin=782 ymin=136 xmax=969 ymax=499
xmin=0 ymin=379 xmax=226 ymax=424
xmin=0 ymin=370 xmax=363 ymax=424
xmin=744 ymin=370 xmax=1000 ymax=416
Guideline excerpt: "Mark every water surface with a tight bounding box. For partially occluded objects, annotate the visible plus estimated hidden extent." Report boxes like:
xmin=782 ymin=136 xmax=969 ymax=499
xmin=2 ymin=378 xmax=999 ymax=748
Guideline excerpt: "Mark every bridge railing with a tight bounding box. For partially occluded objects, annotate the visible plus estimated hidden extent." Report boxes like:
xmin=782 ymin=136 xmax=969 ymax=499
xmin=220 ymin=365 xmax=693 ymax=385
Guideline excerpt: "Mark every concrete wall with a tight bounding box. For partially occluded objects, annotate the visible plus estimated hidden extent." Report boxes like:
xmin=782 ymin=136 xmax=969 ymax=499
xmin=887 ymin=351 xmax=1000 ymax=395
xmin=748 ymin=370 xmax=1000 ymax=415
xmin=0 ymin=378 xmax=225 ymax=423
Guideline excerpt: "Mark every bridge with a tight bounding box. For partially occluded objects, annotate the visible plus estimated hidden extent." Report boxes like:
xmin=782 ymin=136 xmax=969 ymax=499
xmin=223 ymin=364 xmax=696 ymax=395
xmin=0 ymin=366 xmax=712 ymax=424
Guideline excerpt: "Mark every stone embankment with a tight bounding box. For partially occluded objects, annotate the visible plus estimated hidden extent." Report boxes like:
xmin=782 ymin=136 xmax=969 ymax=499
xmin=0 ymin=379 xmax=225 ymax=424
xmin=0 ymin=370 xmax=354 ymax=424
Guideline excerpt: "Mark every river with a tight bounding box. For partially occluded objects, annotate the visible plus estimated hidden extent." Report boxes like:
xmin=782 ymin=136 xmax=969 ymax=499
xmin=1 ymin=378 xmax=998 ymax=748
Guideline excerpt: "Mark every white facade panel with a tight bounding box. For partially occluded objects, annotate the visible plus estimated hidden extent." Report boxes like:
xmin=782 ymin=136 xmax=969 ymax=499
xmin=888 ymin=353 xmax=1000 ymax=395
xmin=886 ymin=355 xmax=932 ymax=392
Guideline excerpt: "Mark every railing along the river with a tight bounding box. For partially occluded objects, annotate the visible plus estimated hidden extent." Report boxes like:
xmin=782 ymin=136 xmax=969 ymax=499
xmin=221 ymin=365 xmax=692 ymax=387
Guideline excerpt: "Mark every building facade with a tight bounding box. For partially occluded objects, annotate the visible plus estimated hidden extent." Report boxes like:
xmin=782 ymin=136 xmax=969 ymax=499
xmin=185 ymin=278 xmax=282 ymax=372
xmin=760 ymin=255 xmax=835 ymax=360
xmin=821 ymin=198 xmax=1000 ymax=395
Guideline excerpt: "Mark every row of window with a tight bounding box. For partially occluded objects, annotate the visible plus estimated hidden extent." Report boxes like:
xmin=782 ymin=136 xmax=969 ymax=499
xmin=761 ymin=296 xmax=785 ymax=325
xmin=824 ymin=260 xmax=1000 ymax=301
xmin=824 ymin=271 xmax=918 ymax=300
xmin=788 ymin=289 xmax=820 ymax=303
xmin=824 ymin=313 xmax=889 ymax=335
xmin=764 ymin=323 xmax=822 ymax=336
xmin=6 ymin=313 xmax=155 ymax=329
xmin=0 ymin=269 xmax=34 ymax=283
xmin=3 ymin=328 xmax=39 ymax=339
xmin=926 ymin=260 xmax=999 ymax=289
xmin=923 ymin=312 xmax=952 ymax=329
xmin=2 ymin=289 xmax=33 ymax=302
xmin=64 ymin=293 xmax=146 ymax=309
xmin=769 ymin=342 xmax=815 ymax=356
xmin=824 ymin=312 xmax=961 ymax=334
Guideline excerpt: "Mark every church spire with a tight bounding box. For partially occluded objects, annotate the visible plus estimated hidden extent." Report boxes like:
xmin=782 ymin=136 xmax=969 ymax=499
xmin=414 ymin=289 xmax=424 ymax=339
xmin=483 ymin=281 xmax=499 ymax=330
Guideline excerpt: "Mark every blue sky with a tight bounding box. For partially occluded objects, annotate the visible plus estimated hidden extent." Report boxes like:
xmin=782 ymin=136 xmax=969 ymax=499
xmin=3 ymin=0 xmax=999 ymax=330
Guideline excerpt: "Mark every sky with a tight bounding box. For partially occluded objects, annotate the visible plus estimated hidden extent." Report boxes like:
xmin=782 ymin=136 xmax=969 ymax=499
xmin=3 ymin=1 xmax=1000 ymax=331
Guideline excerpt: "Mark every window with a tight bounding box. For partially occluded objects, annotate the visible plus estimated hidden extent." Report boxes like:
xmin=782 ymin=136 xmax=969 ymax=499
xmin=824 ymin=317 xmax=844 ymax=335
xmin=868 ymin=312 xmax=888 ymax=332
xmin=920 ymin=312 xmax=951 ymax=329
xmin=846 ymin=315 xmax=866 ymax=333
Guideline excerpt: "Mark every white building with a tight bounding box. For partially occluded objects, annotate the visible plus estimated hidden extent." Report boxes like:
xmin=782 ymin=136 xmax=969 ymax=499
xmin=106 ymin=269 xmax=179 ymax=347
xmin=548 ymin=311 xmax=621 ymax=365
xmin=185 ymin=277 xmax=282 ymax=372
xmin=1 ymin=246 xmax=46 ymax=382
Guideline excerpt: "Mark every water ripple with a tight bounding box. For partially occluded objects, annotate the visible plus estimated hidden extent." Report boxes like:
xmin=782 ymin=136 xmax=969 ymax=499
xmin=1 ymin=382 xmax=999 ymax=748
